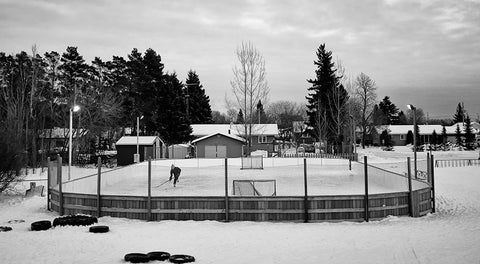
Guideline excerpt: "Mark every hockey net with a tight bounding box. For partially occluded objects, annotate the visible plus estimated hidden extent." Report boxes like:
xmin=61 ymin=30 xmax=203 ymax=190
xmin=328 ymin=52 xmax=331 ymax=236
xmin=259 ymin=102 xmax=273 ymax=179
xmin=241 ymin=155 xmax=264 ymax=169
xmin=232 ymin=180 xmax=276 ymax=196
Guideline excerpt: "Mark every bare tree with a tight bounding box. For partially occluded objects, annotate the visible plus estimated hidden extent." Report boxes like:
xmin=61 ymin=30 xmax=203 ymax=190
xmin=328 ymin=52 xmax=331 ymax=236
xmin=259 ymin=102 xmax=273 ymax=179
xmin=266 ymin=100 xmax=306 ymax=129
xmin=355 ymin=72 xmax=377 ymax=149
xmin=230 ymin=41 xmax=269 ymax=155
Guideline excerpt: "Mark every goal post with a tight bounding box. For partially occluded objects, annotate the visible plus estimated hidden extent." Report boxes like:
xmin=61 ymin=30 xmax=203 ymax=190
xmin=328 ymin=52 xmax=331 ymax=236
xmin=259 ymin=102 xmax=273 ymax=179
xmin=241 ymin=155 xmax=264 ymax=170
xmin=232 ymin=179 xmax=276 ymax=196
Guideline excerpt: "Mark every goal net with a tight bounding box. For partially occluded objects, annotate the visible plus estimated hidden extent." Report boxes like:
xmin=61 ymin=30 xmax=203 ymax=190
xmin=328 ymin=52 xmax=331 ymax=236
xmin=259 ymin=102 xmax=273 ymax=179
xmin=241 ymin=155 xmax=264 ymax=169
xmin=232 ymin=180 xmax=276 ymax=196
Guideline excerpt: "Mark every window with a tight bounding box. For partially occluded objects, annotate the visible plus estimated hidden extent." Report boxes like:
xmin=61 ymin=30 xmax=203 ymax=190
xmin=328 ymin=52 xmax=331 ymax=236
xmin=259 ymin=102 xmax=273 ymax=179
xmin=400 ymin=134 xmax=406 ymax=140
xmin=258 ymin=135 xmax=268 ymax=144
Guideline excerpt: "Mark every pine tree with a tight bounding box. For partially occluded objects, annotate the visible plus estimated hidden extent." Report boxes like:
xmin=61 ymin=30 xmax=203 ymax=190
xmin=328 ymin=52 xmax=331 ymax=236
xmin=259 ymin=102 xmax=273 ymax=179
xmin=453 ymin=102 xmax=465 ymax=123
xmin=372 ymin=104 xmax=386 ymax=125
xmin=185 ymin=70 xmax=212 ymax=124
xmin=378 ymin=96 xmax=399 ymax=125
xmin=441 ymin=125 xmax=447 ymax=150
xmin=305 ymin=43 xmax=347 ymax=144
xmin=380 ymin=129 xmax=392 ymax=147
xmin=255 ymin=100 xmax=267 ymax=124
xmin=431 ymin=130 xmax=438 ymax=150
xmin=464 ymin=115 xmax=475 ymax=150
xmin=397 ymin=111 xmax=408 ymax=125
xmin=58 ymin=46 xmax=89 ymax=105
xmin=406 ymin=130 xmax=414 ymax=145
xmin=236 ymin=109 xmax=244 ymax=124
xmin=455 ymin=124 xmax=463 ymax=146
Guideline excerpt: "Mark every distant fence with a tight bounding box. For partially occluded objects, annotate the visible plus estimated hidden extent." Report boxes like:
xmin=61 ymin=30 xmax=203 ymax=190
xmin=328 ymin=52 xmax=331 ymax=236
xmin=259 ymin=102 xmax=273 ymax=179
xmin=282 ymin=153 xmax=358 ymax=161
xmin=47 ymin=155 xmax=434 ymax=222
xmin=435 ymin=159 xmax=480 ymax=168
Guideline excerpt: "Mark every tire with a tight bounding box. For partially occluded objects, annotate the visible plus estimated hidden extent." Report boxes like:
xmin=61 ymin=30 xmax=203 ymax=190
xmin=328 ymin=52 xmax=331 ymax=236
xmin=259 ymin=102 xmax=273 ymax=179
xmin=31 ymin=220 xmax=52 ymax=231
xmin=124 ymin=253 xmax=150 ymax=263
xmin=147 ymin=251 xmax=170 ymax=261
xmin=0 ymin=226 xmax=12 ymax=232
xmin=53 ymin=215 xmax=98 ymax=227
xmin=169 ymin=254 xmax=195 ymax=263
xmin=89 ymin=225 xmax=109 ymax=233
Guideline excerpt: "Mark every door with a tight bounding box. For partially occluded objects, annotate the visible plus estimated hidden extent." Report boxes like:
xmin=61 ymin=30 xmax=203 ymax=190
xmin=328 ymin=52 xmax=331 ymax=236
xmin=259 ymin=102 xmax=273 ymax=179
xmin=216 ymin=145 xmax=227 ymax=158
xmin=205 ymin=145 xmax=217 ymax=158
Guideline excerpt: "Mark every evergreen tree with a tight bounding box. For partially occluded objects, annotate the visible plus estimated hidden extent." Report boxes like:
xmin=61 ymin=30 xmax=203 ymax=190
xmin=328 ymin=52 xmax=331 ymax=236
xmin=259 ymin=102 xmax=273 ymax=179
xmin=431 ymin=130 xmax=438 ymax=150
xmin=380 ymin=129 xmax=392 ymax=146
xmin=378 ymin=96 xmax=399 ymax=125
xmin=464 ymin=115 xmax=475 ymax=150
xmin=455 ymin=124 xmax=463 ymax=146
xmin=415 ymin=123 xmax=422 ymax=146
xmin=255 ymin=100 xmax=267 ymax=124
xmin=372 ymin=104 xmax=386 ymax=125
xmin=155 ymin=73 xmax=192 ymax=145
xmin=58 ymin=46 xmax=88 ymax=105
xmin=452 ymin=102 xmax=465 ymax=123
xmin=441 ymin=125 xmax=447 ymax=150
xmin=397 ymin=111 xmax=408 ymax=125
xmin=236 ymin=109 xmax=244 ymax=124
xmin=406 ymin=130 xmax=414 ymax=145
xmin=185 ymin=70 xmax=212 ymax=124
xmin=305 ymin=43 xmax=347 ymax=144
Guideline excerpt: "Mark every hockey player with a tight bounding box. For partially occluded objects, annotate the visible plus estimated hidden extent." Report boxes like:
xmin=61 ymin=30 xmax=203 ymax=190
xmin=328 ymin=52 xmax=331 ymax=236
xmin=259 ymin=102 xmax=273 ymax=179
xmin=169 ymin=164 xmax=182 ymax=187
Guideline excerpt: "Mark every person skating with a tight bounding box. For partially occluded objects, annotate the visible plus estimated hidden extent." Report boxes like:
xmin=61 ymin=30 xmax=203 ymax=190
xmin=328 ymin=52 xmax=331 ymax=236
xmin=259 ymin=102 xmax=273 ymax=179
xmin=169 ymin=164 xmax=181 ymax=187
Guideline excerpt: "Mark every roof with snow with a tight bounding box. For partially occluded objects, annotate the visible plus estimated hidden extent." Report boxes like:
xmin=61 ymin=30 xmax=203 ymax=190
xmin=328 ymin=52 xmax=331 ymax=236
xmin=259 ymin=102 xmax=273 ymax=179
xmin=376 ymin=122 xmax=480 ymax=135
xmin=191 ymin=124 xmax=279 ymax=137
xmin=191 ymin=133 xmax=246 ymax=144
xmin=115 ymin=136 xmax=162 ymax=146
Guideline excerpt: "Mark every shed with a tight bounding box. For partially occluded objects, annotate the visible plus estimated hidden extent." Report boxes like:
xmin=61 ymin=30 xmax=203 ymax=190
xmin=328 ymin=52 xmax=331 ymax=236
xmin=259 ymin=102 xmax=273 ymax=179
xmin=115 ymin=136 xmax=165 ymax=165
xmin=192 ymin=133 xmax=245 ymax=158
xmin=168 ymin=144 xmax=192 ymax=159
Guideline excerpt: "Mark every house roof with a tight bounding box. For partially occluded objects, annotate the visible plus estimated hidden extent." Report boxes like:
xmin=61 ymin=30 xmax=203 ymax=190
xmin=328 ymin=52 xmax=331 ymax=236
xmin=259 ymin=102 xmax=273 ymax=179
xmin=191 ymin=124 xmax=279 ymax=137
xmin=115 ymin=136 xmax=161 ymax=146
xmin=377 ymin=122 xmax=480 ymax=135
xmin=191 ymin=133 xmax=246 ymax=144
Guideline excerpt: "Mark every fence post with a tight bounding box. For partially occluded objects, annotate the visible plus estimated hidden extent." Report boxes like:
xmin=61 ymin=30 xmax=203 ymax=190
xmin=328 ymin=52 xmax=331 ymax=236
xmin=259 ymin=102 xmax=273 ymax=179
xmin=349 ymin=158 xmax=352 ymax=171
xmin=147 ymin=158 xmax=152 ymax=221
xmin=57 ymin=155 xmax=63 ymax=216
xmin=47 ymin=157 xmax=51 ymax=211
xmin=426 ymin=153 xmax=431 ymax=184
xmin=97 ymin=157 xmax=102 ymax=218
xmin=430 ymin=154 xmax=436 ymax=213
xmin=363 ymin=156 xmax=369 ymax=222
xmin=407 ymin=157 xmax=413 ymax=217
xmin=303 ymin=158 xmax=308 ymax=223
xmin=225 ymin=158 xmax=229 ymax=222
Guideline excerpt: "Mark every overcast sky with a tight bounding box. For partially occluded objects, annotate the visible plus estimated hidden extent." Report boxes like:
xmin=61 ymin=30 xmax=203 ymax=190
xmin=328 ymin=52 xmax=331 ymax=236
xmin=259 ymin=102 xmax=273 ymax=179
xmin=1 ymin=0 xmax=479 ymax=119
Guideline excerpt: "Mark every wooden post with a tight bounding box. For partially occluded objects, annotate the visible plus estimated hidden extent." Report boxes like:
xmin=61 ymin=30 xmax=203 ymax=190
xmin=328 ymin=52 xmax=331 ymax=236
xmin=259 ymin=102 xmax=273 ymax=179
xmin=427 ymin=153 xmax=431 ymax=184
xmin=57 ymin=155 xmax=63 ymax=216
xmin=303 ymin=158 xmax=308 ymax=223
xmin=363 ymin=156 xmax=369 ymax=222
xmin=349 ymin=158 xmax=352 ymax=171
xmin=97 ymin=157 xmax=102 ymax=218
xmin=47 ymin=157 xmax=51 ymax=211
xmin=147 ymin=158 xmax=152 ymax=221
xmin=407 ymin=157 xmax=413 ymax=217
xmin=224 ymin=158 xmax=229 ymax=222
xmin=430 ymin=154 xmax=436 ymax=213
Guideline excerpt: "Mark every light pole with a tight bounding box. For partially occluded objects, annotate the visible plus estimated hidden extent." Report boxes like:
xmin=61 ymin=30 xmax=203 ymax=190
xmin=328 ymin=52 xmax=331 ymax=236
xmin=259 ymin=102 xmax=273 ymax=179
xmin=407 ymin=104 xmax=417 ymax=179
xmin=68 ymin=105 xmax=81 ymax=180
xmin=350 ymin=115 xmax=356 ymax=159
xmin=135 ymin=115 xmax=144 ymax=163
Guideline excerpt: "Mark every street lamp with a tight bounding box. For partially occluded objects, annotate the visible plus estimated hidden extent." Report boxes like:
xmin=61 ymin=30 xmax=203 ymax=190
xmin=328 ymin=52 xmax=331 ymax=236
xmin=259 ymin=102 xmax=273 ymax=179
xmin=135 ymin=115 xmax=144 ymax=163
xmin=407 ymin=104 xmax=417 ymax=179
xmin=68 ymin=105 xmax=81 ymax=180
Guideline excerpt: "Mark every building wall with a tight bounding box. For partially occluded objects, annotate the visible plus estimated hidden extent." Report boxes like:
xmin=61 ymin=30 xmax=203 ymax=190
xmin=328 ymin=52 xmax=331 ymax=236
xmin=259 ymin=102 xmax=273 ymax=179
xmin=117 ymin=145 xmax=156 ymax=166
xmin=194 ymin=135 xmax=243 ymax=158
xmin=250 ymin=135 xmax=276 ymax=154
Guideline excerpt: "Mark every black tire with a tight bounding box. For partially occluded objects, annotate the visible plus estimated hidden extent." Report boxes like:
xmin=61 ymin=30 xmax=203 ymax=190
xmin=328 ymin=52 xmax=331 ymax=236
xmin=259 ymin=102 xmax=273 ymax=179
xmin=89 ymin=225 xmax=109 ymax=233
xmin=169 ymin=254 xmax=195 ymax=263
xmin=31 ymin=220 xmax=52 ymax=231
xmin=53 ymin=215 xmax=98 ymax=227
xmin=147 ymin=251 xmax=170 ymax=261
xmin=124 ymin=253 xmax=150 ymax=263
xmin=0 ymin=226 xmax=12 ymax=232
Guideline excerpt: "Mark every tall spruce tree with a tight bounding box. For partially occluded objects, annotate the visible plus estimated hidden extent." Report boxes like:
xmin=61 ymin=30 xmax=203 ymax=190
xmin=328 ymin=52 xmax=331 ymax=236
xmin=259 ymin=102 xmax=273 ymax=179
xmin=441 ymin=125 xmax=447 ymax=149
xmin=455 ymin=124 xmax=463 ymax=146
xmin=185 ymin=70 xmax=212 ymax=124
xmin=378 ymin=96 xmax=399 ymax=125
xmin=464 ymin=115 xmax=475 ymax=150
xmin=453 ymin=102 xmax=465 ymax=123
xmin=305 ymin=43 xmax=347 ymax=144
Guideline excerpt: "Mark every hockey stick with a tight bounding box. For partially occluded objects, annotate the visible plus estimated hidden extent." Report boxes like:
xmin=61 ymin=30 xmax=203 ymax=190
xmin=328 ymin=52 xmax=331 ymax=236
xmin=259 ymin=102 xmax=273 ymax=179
xmin=155 ymin=179 xmax=170 ymax=187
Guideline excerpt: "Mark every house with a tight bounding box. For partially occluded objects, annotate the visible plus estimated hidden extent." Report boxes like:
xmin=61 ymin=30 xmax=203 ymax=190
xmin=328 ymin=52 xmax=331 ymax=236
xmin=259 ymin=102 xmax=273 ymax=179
xmin=115 ymin=136 xmax=165 ymax=165
xmin=192 ymin=133 xmax=245 ymax=158
xmin=374 ymin=122 xmax=480 ymax=146
xmin=168 ymin=144 xmax=192 ymax=159
xmin=37 ymin=127 xmax=88 ymax=152
xmin=190 ymin=124 xmax=279 ymax=156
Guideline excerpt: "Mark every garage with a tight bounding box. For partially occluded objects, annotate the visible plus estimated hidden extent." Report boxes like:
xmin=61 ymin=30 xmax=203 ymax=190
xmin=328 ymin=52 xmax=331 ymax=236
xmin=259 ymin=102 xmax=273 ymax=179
xmin=192 ymin=133 xmax=245 ymax=158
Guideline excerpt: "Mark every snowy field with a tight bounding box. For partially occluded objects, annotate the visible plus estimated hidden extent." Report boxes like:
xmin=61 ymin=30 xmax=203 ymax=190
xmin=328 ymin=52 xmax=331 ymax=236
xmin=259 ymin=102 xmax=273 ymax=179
xmin=1 ymin=147 xmax=480 ymax=263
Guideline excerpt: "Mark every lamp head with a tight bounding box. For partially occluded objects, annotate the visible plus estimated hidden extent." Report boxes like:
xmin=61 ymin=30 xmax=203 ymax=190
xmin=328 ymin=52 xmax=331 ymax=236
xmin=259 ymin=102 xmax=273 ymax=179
xmin=407 ymin=104 xmax=415 ymax=110
xmin=72 ymin=105 xmax=81 ymax=112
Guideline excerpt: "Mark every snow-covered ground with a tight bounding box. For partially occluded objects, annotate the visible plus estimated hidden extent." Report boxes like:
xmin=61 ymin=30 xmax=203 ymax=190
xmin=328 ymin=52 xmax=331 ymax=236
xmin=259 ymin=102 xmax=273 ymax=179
xmin=1 ymin=147 xmax=480 ymax=263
